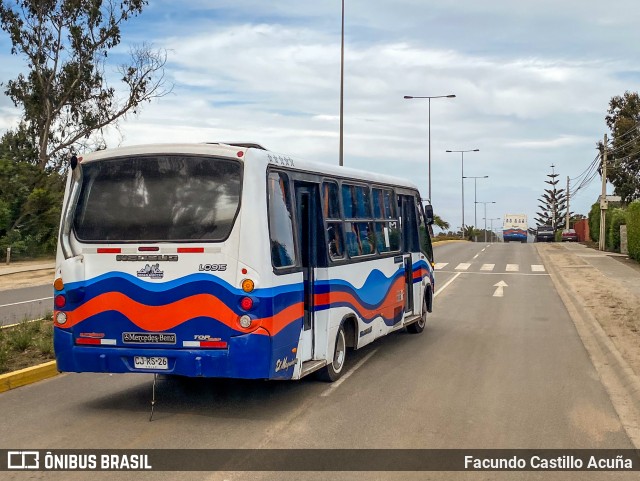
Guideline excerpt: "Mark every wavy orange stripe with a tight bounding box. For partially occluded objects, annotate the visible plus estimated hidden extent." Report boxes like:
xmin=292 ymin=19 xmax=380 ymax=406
xmin=261 ymin=302 xmax=304 ymax=336
xmin=63 ymin=292 xmax=304 ymax=336
xmin=314 ymin=277 xmax=405 ymax=319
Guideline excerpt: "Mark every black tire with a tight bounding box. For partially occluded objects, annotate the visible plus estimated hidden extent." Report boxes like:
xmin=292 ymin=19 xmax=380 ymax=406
xmin=317 ymin=323 xmax=347 ymax=382
xmin=407 ymin=295 xmax=427 ymax=334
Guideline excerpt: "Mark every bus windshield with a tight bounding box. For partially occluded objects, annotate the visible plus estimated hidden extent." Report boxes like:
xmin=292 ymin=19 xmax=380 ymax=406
xmin=73 ymin=155 xmax=242 ymax=242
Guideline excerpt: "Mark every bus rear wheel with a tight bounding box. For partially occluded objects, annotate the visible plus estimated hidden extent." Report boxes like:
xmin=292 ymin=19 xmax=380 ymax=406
xmin=407 ymin=296 xmax=427 ymax=334
xmin=317 ymin=324 xmax=347 ymax=382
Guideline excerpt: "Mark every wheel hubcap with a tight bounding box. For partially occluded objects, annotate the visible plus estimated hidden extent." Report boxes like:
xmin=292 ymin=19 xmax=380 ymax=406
xmin=333 ymin=330 xmax=345 ymax=372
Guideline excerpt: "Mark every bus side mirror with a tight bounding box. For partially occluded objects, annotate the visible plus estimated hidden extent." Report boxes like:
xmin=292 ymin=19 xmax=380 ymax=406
xmin=424 ymin=205 xmax=434 ymax=225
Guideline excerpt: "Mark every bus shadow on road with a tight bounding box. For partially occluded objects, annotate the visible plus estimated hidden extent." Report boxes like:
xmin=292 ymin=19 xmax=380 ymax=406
xmin=81 ymin=325 xmax=447 ymax=421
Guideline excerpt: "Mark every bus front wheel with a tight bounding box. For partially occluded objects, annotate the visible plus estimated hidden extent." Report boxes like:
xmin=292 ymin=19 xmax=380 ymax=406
xmin=317 ymin=324 xmax=347 ymax=382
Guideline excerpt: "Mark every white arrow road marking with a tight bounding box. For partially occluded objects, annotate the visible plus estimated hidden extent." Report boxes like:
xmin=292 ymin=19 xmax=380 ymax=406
xmin=493 ymin=280 xmax=509 ymax=297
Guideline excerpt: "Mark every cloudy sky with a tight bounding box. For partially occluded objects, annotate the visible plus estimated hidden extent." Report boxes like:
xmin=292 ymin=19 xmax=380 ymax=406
xmin=1 ymin=0 xmax=638 ymax=233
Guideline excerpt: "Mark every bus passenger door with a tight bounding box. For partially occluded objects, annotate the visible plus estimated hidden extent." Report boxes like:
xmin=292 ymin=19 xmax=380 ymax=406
xmin=399 ymin=195 xmax=419 ymax=315
xmin=294 ymin=183 xmax=325 ymax=362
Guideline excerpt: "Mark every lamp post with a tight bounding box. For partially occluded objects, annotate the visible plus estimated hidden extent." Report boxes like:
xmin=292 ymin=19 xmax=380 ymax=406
xmin=487 ymin=217 xmax=501 ymax=243
xmin=339 ymin=0 xmax=345 ymax=166
xmin=463 ymin=175 xmax=488 ymax=235
xmin=446 ymin=149 xmax=479 ymax=239
xmin=404 ymin=94 xmax=456 ymax=201
xmin=476 ymin=201 xmax=496 ymax=242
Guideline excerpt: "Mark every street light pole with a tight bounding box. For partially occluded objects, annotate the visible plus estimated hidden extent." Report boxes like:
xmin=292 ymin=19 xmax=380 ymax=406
xmin=487 ymin=217 xmax=500 ymax=243
xmin=476 ymin=201 xmax=496 ymax=242
xmin=463 ymin=175 xmax=489 ymax=234
xmin=446 ymin=149 xmax=479 ymax=239
xmin=404 ymin=94 xmax=455 ymax=201
xmin=339 ymin=0 xmax=344 ymax=166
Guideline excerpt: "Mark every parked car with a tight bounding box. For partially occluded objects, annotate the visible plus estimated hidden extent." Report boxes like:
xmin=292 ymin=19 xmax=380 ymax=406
xmin=536 ymin=226 xmax=555 ymax=242
xmin=561 ymin=229 xmax=579 ymax=242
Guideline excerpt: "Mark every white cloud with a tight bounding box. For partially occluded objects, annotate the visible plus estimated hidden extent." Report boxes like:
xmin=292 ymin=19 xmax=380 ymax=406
xmin=1 ymin=1 xmax=637 ymax=228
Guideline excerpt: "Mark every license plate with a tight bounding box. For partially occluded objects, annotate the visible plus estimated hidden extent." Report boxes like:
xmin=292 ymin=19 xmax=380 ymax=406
xmin=133 ymin=356 xmax=168 ymax=370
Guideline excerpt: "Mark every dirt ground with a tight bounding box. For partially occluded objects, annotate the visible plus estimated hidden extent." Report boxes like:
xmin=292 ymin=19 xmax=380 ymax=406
xmin=0 ymin=269 xmax=54 ymax=290
xmin=540 ymin=244 xmax=640 ymax=378
xmin=0 ymin=259 xmax=55 ymax=290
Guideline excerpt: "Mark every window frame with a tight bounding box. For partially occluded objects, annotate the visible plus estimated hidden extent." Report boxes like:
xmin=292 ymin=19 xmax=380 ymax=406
xmin=266 ymin=169 xmax=300 ymax=275
xmin=72 ymin=154 xmax=244 ymax=244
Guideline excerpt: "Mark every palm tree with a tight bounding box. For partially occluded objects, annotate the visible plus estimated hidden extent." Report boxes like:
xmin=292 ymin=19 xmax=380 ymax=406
xmin=433 ymin=215 xmax=450 ymax=231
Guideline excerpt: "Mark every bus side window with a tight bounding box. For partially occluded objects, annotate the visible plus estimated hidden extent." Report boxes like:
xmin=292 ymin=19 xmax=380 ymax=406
xmin=323 ymin=181 xmax=345 ymax=260
xmin=344 ymin=222 xmax=362 ymax=257
xmin=418 ymin=201 xmax=434 ymax=263
xmin=267 ymin=171 xmax=297 ymax=268
xmin=327 ymin=222 xmax=344 ymax=259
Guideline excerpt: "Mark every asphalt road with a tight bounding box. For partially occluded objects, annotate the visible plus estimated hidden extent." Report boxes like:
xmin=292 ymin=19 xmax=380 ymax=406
xmin=0 ymin=242 xmax=636 ymax=480
xmin=0 ymin=284 xmax=53 ymax=326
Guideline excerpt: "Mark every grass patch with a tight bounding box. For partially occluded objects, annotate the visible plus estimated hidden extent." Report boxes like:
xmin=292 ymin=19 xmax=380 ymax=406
xmin=0 ymin=317 xmax=55 ymax=374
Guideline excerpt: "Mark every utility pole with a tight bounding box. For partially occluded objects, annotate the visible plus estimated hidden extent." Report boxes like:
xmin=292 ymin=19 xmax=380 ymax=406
xmin=599 ymin=133 xmax=608 ymax=251
xmin=565 ymin=176 xmax=570 ymax=231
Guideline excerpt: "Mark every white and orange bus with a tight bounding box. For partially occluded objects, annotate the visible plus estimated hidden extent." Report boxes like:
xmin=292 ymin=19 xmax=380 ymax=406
xmin=53 ymin=143 xmax=435 ymax=381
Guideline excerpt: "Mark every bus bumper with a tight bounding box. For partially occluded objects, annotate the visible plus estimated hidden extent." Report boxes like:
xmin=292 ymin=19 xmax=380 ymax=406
xmin=54 ymin=328 xmax=274 ymax=379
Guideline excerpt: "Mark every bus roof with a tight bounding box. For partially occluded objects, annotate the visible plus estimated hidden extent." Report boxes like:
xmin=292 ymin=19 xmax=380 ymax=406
xmin=78 ymin=142 xmax=421 ymax=192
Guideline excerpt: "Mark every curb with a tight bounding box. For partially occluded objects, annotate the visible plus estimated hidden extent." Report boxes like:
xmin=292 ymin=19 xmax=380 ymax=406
xmin=0 ymin=361 xmax=58 ymax=393
xmin=432 ymin=239 xmax=469 ymax=245
xmin=536 ymin=245 xmax=640 ymax=449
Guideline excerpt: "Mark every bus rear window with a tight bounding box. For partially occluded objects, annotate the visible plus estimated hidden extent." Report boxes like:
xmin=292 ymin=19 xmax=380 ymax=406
xmin=73 ymin=155 xmax=242 ymax=242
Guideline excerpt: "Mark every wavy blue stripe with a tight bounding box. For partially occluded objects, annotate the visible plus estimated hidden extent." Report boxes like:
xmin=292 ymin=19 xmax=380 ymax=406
xmin=315 ymin=268 xmax=405 ymax=309
xmin=61 ymin=272 xmax=304 ymax=317
xmin=315 ymin=302 xmax=403 ymax=326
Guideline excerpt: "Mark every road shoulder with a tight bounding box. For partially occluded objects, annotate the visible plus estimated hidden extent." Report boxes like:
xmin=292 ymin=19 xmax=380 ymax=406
xmin=537 ymin=243 xmax=640 ymax=448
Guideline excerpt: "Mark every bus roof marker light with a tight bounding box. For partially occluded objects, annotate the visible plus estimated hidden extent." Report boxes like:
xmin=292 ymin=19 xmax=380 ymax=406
xmin=237 ymin=151 xmax=244 ymax=158
xmin=241 ymin=279 xmax=254 ymax=292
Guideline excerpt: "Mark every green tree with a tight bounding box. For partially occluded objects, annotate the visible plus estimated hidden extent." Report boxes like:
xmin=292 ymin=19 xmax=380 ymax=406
xmin=433 ymin=214 xmax=450 ymax=231
xmin=627 ymin=201 xmax=640 ymax=262
xmin=535 ymin=165 xmax=567 ymax=231
xmin=0 ymin=0 xmax=171 ymax=170
xmin=0 ymin=153 xmax=64 ymax=258
xmin=602 ymin=91 xmax=640 ymax=203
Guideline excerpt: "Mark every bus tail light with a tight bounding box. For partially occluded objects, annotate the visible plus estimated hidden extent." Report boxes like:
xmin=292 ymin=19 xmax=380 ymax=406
xmin=240 ymin=297 xmax=253 ymax=311
xmin=55 ymin=311 xmax=67 ymax=325
xmin=55 ymin=295 xmax=66 ymax=308
xmin=239 ymin=315 xmax=252 ymax=329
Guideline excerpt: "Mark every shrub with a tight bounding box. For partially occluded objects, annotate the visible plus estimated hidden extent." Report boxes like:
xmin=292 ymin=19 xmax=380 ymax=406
xmin=35 ymin=323 xmax=53 ymax=356
xmin=7 ymin=321 xmax=36 ymax=352
xmin=627 ymin=201 xmax=640 ymax=262
xmin=0 ymin=345 xmax=8 ymax=373
xmin=607 ymin=208 xmax=627 ymax=252
xmin=588 ymin=202 xmax=600 ymax=242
